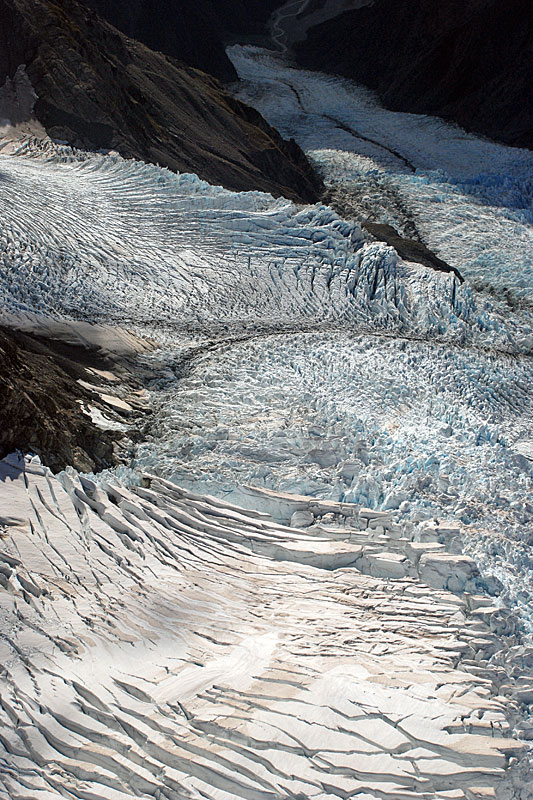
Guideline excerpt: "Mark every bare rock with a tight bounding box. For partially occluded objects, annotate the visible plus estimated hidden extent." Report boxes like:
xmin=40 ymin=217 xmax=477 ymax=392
xmin=0 ymin=0 xmax=323 ymax=201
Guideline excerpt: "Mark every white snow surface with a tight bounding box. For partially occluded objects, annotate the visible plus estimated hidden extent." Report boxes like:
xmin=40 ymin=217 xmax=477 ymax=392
xmin=0 ymin=454 xmax=532 ymax=800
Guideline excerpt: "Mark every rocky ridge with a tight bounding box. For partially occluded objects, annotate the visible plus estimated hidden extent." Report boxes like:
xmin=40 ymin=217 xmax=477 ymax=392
xmin=0 ymin=0 xmax=322 ymax=200
xmin=0 ymin=324 xmax=152 ymax=472
xmin=362 ymin=223 xmax=464 ymax=283
xmin=82 ymin=0 xmax=285 ymax=82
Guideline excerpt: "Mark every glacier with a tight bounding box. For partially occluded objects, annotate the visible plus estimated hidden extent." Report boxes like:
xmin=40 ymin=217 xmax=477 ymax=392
xmin=0 ymin=138 xmax=531 ymax=349
xmin=0 ymin=42 xmax=532 ymax=800
xmin=0 ymin=124 xmax=531 ymax=633
xmin=228 ymin=46 xmax=533 ymax=306
xmin=0 ymin=139 xmax=511 ymax=346
xmin=136 ymin=332 xmax=533 ymax=628
xmin=0 ymin=453 xmax=532 ymax=800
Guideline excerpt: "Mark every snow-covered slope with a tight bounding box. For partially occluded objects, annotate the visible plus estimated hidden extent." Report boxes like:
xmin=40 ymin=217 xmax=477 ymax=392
xmin=0 ymin=453 xmax=531 ymax=800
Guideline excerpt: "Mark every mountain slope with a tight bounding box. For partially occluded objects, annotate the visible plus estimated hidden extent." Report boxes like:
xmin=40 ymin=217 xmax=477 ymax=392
xmin=83 ymin=0 xmax=284 ymax=81
xmin=0 ymin=326 xmax=122 ymax=472
xmin=294 ymin=0 xmax=533 ymax=149
xmin=0 ymin=0 xmax=322 ymax=200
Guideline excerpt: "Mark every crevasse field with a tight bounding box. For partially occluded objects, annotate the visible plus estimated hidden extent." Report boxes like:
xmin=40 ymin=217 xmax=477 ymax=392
xmin=0 ymin=46 xmax=532 ymax=630
xmin=228 ymin=47 xmax=533 ymax=304
xmin=143 ymin=47 xmax=532 ymax=628
xmin=1 ymin=43 xmax=533 ymax=800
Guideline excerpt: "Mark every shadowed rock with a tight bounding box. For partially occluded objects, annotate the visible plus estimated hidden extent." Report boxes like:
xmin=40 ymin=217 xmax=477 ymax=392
xmin=0 ymin=0 xmax=322 ymax=201
xmin=82 ymin=0 xmax=285 ymax=82
xmin=294 ymin=0 xmax=533 ymax=150
xmin=363 ymin=222 xmax=464 ymax=282
xmin=0 ymin=326 xmax=132 ymax=472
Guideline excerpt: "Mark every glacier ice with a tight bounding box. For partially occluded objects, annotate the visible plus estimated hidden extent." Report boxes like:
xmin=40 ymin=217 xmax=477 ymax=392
xmin=135 ymin=331 xmax=533 ymax=627
xmin=0 ymin=53 xmax=532 ymax=794
xmin=0 ymin=454 xmax=532 ymax=799
xmin=228 ymin=45 xmax=533 ymax=307
xmin=0 ymin=139 xmax=529 ymax=350
xmin=0 ymin=135 xmax=531 ymax=635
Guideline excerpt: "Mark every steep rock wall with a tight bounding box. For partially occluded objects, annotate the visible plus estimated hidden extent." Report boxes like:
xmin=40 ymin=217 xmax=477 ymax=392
xmin=294 ymin=0 xmax=533 ymax=149
xmin=0 ymin=0 xmax=322 ymax=201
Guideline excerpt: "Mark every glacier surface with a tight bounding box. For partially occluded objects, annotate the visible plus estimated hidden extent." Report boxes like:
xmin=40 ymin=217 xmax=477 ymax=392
xmin=1 ymin=139 xmax=517 ymax=347
xmin=0 ymin=44 xmax=532 ymax=797
xmin=0 ymin=453 xmax=532 ymax=800
xmin=0 ymin=128 xmax=531 ymax=630
xmin=137 ymin=332 xmax=533 ymax=628
xmin=228 ymin=46 xmax=533 ymax=306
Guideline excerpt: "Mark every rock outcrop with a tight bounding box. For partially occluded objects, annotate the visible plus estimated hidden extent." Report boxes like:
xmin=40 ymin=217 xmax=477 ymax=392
xmin=294 ymin=0 xmax=533 ymax=149
xmin=83 ymin=0 xmax=284 ymax=81
xmin=0 ymin=325 xmax=148 ymax=472
xmin=362 ymin=223 xmax=464 ymax=282
xmin=0 ymin=0 xmax=322 ymax=201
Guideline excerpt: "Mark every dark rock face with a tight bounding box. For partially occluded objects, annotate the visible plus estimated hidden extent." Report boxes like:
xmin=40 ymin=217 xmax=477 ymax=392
xmin=82 ymin=0 xmax=234 ymax=82
xmin=0 ymin=327 xmax=120 ymax=473
xmin=82 ymin=0 xmax=284 ymax=82
xmin=362 ymin=223 xmax=464 ymax=283
xmin=294 ymin=0 xmax=533 ymax=149
xmin=0 ymin=0 xmax=322 ymax=201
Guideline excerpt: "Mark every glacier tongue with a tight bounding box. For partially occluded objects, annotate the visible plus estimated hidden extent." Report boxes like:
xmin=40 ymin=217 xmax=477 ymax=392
xmin=227 ymin=45 xmax=533 ymax=308
xmin=0 ymin=453 xmax=531 ymax=800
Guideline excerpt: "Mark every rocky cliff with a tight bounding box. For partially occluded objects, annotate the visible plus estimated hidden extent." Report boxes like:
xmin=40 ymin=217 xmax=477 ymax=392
xmin=0 ymin=0 xmax=322 ymax=201
xmin=83 ymin=0 xmax=284 ymax=81
xmin=0 ymin=327 xmax=121 ymax=472
xmin=294 ymin=0 xmax=533 ymax=149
